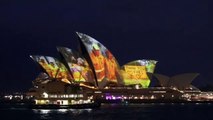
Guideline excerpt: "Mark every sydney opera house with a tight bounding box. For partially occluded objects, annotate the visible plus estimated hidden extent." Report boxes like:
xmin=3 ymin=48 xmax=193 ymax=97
xmin=28 ymin=32 xmax=210 ymax=106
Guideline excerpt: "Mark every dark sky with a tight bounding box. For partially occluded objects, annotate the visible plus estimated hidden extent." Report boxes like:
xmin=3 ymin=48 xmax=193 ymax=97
xmin=0 ymin=0 xmax=209 ymax=92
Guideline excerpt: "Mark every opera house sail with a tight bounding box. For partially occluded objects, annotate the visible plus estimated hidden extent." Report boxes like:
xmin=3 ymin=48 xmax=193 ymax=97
xmin=76 ymin=32 xmax=123 ymax=88
xmin=153 ymin=73 xmax=200 ymax=90
xmin=30 ymin=55 xmax=72 ymax=84
xmin=27 ymin=32 xmax=209 ymax=107
xmin=121 ymin=60 xmax=157 ymax=88
xmin=30 ymin=32 xmax=159 ymax=89
xmin=57 ymin=47 xmax=95 ymax=85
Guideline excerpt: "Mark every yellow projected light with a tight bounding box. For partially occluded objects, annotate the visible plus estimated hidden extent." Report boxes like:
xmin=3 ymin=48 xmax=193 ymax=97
xmin=123 ymin=65 xmax=150 ymax=88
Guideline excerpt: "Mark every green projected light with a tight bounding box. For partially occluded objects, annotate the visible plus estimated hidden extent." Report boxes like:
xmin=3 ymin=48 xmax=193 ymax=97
xmin=121 ymin=60 xmax=157 ymax=88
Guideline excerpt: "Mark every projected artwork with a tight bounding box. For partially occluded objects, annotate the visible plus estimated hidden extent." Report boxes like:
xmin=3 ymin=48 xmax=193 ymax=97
xmin=125 ymin=60 xmax=157 ymax=73
xmin=57 ymin=47 xmax=95 ymax=83
xmin=30 ymin=55 xmax=72 ymax=84
xmin=30 ymin=32 xmax=159 ymax=89
xmin=121 ymin=60 xmax=157 ymax=88
xmin=77 ymin=32 xmax=122 ymax=87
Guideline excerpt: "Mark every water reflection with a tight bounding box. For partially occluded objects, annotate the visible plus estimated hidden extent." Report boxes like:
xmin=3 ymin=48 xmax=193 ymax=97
xmin=32 ymin=109 xmax=52 ymax=119
xmin=57 ymin=109 xmax=68 ymax=113
xmin=1 ymin=104 xmax=213 ymax=120
xmin=29 ymin=104 xmax=213 ymax=120
xmin=69 ymin=108 xmax=92 ymax=115
xmin=33 ymin=108 xmax=92 ymax=115
xmin=33 ymin=109 xmax=50 ymax=114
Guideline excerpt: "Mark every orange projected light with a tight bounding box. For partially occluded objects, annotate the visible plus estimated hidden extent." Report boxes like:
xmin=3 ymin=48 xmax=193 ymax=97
xmin=77 ymin=32 xmax=122 ymax=87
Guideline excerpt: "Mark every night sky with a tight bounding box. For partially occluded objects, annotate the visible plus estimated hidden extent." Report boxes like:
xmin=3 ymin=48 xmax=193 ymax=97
xmin=0 ymin=0 xmax=209 ymax=92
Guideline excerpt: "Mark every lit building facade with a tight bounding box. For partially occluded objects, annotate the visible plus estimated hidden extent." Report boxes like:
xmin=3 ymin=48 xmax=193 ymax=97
xmin=28 ymin=32 xmax=205 ymax=105
xmin=31 ymin=32 xmax=158 ymax=89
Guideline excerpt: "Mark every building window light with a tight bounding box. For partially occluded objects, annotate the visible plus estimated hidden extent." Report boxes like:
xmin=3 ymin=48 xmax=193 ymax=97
xmin=134 ymin=97 xmax=138 ymax=99
xmin=42 ymin=92 xmax=48 ymax=98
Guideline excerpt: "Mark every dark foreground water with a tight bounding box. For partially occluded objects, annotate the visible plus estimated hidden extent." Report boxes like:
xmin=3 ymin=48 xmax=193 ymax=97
xmin=1 ymin=103 xmax=213 ymax=120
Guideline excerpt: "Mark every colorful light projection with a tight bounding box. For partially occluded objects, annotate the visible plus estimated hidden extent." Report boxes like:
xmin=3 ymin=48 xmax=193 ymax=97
xmin=30 ymin=55 xmax=72 ymax=84
xmin=57 ymin=47 xmax=95 ymax=84
xmin=124 ymin=60 xmax=157 ymax=73
xmin=77 ymin=32 xmax=122 ymax=87
xmin=121 ymin=60 xmax=157 ymax=88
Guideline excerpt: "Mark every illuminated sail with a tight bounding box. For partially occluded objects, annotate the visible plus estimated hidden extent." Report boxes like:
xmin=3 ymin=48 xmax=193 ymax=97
xmin=57 ymin=47 xmax=95 ymax=85
xmin=77 ymin=32 xmax=122 ymax=88
xmin=30 ymin=55 xmax=72 ymax=84
xmin=121 ymin=60 xmax=157 ymax=88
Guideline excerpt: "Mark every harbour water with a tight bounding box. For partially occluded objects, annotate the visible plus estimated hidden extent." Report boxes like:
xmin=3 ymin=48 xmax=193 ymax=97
xmin=0 ymin=103 xmax=213 ymax=120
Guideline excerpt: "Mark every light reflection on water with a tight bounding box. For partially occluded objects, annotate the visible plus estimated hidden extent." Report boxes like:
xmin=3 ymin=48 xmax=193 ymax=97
xmin=35 ymin=109 xmax=51 ymax=114
xmin=32 ymin=108 xmax=93 ymax=119
xmin=33 ymin=108 xmax=92 ymax=114
xmin=1 ymin=104 xmax=213 ymax=120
